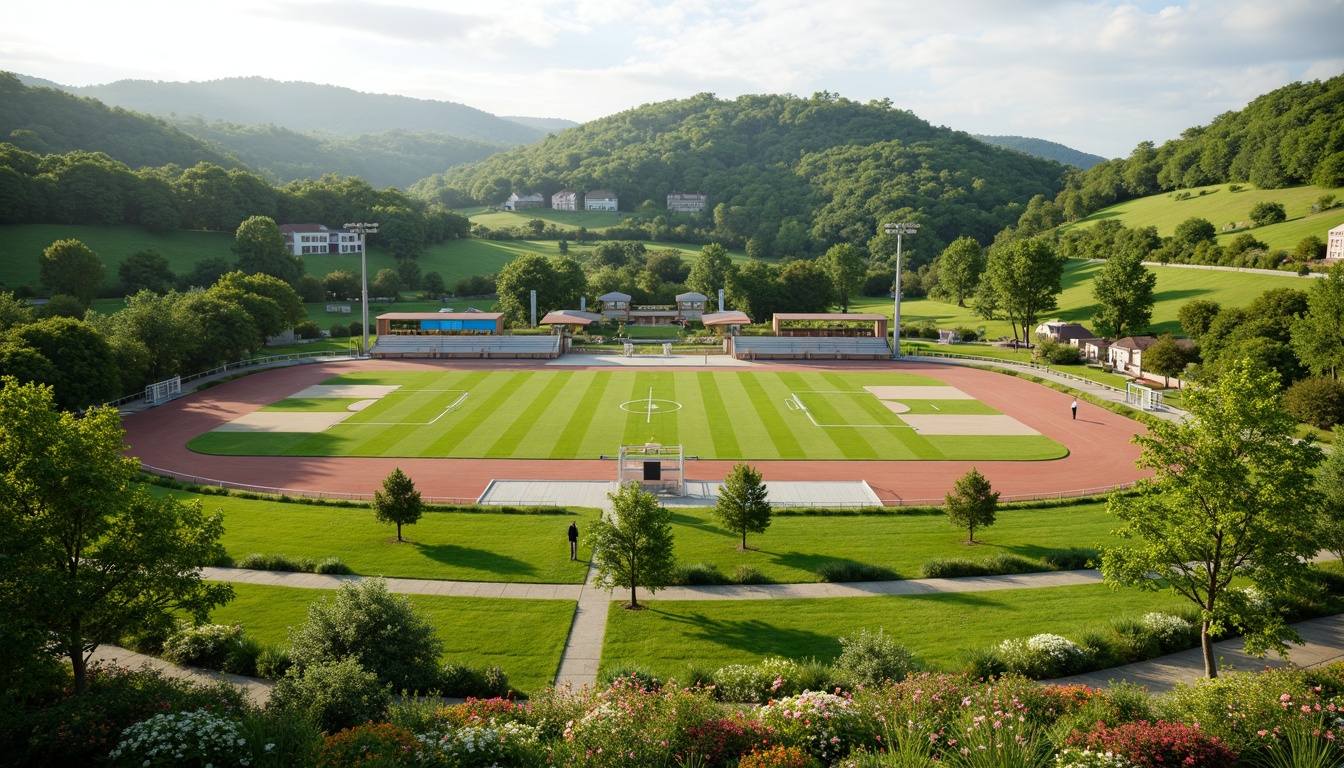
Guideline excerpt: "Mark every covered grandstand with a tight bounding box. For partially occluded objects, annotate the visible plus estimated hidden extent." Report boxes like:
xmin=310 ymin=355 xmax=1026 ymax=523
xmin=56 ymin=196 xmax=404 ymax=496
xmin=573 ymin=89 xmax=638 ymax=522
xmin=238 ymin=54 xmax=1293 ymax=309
xmin=726 ymin=313 xmax=893 ymax=360
xmin=370 ymin=312 xmax=561 ymax=359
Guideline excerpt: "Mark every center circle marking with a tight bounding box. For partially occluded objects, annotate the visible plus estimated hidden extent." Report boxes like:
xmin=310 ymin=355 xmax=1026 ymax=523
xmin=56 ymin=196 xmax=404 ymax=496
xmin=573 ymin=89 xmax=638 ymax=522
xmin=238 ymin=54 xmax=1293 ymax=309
xmin=619 ymin=399 xmax=683 ymax=415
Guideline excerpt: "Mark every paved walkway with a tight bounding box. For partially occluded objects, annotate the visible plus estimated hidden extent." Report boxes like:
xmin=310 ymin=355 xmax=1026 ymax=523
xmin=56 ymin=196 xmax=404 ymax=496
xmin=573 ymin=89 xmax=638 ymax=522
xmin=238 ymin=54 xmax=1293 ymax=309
xmin=91 ymin=644 xmax=275 ymax=706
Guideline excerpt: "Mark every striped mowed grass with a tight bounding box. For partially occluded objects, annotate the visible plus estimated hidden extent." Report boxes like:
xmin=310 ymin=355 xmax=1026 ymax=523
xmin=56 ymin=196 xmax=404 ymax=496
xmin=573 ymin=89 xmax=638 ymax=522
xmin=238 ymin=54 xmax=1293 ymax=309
xmin=187 ymin=369 xmax=1066 ymax=461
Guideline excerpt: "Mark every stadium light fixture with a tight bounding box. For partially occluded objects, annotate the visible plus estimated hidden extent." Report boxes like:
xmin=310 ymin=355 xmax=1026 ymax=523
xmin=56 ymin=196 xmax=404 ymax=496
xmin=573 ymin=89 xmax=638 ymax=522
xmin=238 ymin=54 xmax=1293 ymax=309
xmin=882 ymin=222 xmax=919 ymax=358
xmin=344 ymin=222 xmax=379 ymax=356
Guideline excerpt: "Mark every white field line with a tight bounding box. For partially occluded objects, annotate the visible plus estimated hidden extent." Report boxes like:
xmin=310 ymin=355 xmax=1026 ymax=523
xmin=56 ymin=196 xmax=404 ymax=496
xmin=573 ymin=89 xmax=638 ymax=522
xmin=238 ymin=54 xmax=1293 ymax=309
xmin=359 ymin=391 xmax=469 ymax=426
xmin=931 ymin=404 xmax=940 ymax=411
xmin=790 ymin=392 xmax=915 ymax=430
xmin=646 ymin=386 xmax=654 ymax=424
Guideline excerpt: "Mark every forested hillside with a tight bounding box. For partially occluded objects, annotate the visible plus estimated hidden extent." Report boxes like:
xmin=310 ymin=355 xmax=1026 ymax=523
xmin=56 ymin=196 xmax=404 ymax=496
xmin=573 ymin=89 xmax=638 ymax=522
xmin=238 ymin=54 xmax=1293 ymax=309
xmin=39 ymin=76 xmax=547 ymax=146
xmin=414 ymin=92 xmax=1067 ymax=262
xmin=1047 ymin=71 xmax=1344 ymax=222
xmin=0 ymin=72 xmax=236 ymax=170
xmin=172 ymin=120 xmax=505 ymax=189
xmin=973 ymin=135 xmax=1106 ymax=170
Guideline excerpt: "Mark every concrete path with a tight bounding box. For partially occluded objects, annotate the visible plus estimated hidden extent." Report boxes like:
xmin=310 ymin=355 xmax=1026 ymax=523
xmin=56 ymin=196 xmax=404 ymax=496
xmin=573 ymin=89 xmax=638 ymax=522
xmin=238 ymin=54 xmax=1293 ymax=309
xmin=91 ymin=644 xmax=275 ymax=706
xmin=1047 ymin=614 xmax=1344 ymax=693
xmin=553 ymin=563 xmax=609 ymax=688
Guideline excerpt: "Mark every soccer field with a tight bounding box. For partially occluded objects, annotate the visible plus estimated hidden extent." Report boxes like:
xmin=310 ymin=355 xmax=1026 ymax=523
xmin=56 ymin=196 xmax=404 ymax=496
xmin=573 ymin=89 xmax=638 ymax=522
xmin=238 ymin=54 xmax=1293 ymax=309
xmin=187 ymin=369 xmax=1067 ymax=461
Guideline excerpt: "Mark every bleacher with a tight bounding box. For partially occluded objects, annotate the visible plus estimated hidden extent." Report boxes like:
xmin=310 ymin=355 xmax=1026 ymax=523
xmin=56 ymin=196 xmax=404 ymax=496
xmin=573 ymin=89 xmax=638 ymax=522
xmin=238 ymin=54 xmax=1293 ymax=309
xmin=730 ymin=336 xmax=892 ymax=360
xmin=370 ymin=335 xmax=561 ymax=359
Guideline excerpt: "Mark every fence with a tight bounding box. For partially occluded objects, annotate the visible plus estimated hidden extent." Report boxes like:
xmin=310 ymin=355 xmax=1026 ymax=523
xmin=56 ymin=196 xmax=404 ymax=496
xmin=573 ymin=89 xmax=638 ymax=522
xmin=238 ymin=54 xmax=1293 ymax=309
xmin=874 ymin=482 xmax=1137 ymax=507
xmin=902 ymin=350 xmax=1131 ymax=396
xmin=105 ymin=351 xmax=346 ymax=409
xmin=140 ymin=464 xmax=479 ymax=505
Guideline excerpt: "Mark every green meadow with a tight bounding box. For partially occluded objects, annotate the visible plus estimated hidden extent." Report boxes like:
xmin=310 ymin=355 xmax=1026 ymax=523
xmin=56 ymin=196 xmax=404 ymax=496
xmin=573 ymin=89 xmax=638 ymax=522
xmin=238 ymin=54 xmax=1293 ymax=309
xmin=210 ymin=583 xmax=574 ymax=692
xmin=186 ymin=369 xmax=1067 ymax=461
xmin=600 ymin=583 xmax=1186 ymax=678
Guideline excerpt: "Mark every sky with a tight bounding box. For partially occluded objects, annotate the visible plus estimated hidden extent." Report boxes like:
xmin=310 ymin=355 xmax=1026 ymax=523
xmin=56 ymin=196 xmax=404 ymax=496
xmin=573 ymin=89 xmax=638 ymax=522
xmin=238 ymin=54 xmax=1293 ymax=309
xmin=3 ymin=0 xmax=1341 ymax=159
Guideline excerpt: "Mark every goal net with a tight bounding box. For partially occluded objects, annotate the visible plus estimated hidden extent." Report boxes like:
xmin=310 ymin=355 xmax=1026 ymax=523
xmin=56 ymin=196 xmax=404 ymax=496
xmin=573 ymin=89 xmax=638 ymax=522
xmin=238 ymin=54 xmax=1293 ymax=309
xmin=1125 ymin=382 xmax=1163 ymax=411
xmin=145 ymin=375 xmax=182 ymax=406
xmin=617 ymin=443 xmax=684 ymax=496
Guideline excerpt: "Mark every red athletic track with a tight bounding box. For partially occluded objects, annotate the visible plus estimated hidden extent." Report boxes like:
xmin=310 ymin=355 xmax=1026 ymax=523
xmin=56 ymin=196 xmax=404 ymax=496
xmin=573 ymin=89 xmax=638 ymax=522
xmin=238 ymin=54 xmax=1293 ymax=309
xmin=121 ymin=359 xmax=1149 ymax=504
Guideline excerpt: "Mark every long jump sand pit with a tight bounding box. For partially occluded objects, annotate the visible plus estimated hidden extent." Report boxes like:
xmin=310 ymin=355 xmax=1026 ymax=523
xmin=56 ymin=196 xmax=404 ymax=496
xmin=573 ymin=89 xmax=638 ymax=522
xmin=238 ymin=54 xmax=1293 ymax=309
xmin=214 ymin=412 xmax=356 ymax=433
xmin=864 ymin=385 xmax=973 ymax=400
xmin=901 ymin=414 xmax=1040 ymax=435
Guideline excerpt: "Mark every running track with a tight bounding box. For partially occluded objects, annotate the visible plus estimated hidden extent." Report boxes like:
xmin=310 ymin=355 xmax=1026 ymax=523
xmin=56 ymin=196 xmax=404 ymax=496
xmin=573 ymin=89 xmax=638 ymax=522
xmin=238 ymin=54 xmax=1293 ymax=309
xmin=121 ymin=359 xmax=1149 ymax=503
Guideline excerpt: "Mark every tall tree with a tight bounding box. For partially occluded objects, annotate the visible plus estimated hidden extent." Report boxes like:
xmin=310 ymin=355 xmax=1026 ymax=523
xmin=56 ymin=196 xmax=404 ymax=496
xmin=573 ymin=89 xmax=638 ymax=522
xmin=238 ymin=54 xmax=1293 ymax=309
xmin=1141 ymin=333 xmax=1188 ymax=387
xmin=39 ymin=238 xmax=104 ymax=306
xmin=819 ymin=243 xmax=866 ymax=312
xmin=1316 ymin=444 xmax=1344 ymax=563
xmin=208 ymin=271 xmax=306 ymax=345
xmin=0 ymin=377 xmax=232 ymax=694
xmin=233 ymin=215 xmax=303 ymax=286
xmin=982 ymin=238 xmax=1065 ymax=343
xmin=117 ymin=249 xmax=175 ymax=294
xmin=494 ymin=253 xmax=583 ymax=327
xmin=588 ymin=482 xmax=675 ymax=609
xmin=372 ymin=467 xmax=423 ymax=543
xmin=1290 ymin=263 xmax=1344 ymax=380
xmin=7 ymin=317 xmax=120 ymax=410
xmin=934 ymin=236 xmax=985 ymax=308
xmin=1177 ymin=299 xmax=1221 ymax=340
xmin=1091 ymin=249 xmax=1157 ymax=339
xmin=714 ymin=462 xmax=772 ymax=550
xmin=944 ymin=467 xmax=1000 ymax=544
xmin=686 ymin=243 xmax=734 ymax=301
xmin=1101 ymin=357 xmax=1322 ymax=678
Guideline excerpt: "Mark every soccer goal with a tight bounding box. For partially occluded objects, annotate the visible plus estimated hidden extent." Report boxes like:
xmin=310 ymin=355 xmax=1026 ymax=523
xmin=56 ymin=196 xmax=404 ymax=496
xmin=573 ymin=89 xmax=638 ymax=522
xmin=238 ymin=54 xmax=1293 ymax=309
xmin=937 ymin=329 xmax=958 ymax=345
xmin=1125 ymin=382 xmax=1163 ymax=411
xmin=144 ymin=375 xmax=182 ymax=406
xmin=617 ymin=443 xmax=684 ymax=496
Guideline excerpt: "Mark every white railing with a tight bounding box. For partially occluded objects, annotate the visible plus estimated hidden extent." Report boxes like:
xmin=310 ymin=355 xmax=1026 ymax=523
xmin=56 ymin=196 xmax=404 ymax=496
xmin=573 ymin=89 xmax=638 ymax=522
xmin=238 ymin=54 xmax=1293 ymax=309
xmin=902 ymin=350 xmax=1129 ymax=395
xmin=105 ymin=351 xmax=347 ymax=408
xmin=140 ymin=464 xmax=479 ymax=505
xmin=876 ymin=482 xmax=1136 ymax=507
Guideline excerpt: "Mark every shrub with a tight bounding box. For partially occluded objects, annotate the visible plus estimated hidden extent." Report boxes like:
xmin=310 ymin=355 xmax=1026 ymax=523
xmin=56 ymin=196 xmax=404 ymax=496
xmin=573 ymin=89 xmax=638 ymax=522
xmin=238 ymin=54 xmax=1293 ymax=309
xmin=677 ymin=663 xmax=718 ymax=689
xmin=236 ymin=552 xmax=306 ymax=572
xmin=1066 ymin=720 xmax=1236 ymax=768
xmin=1139 ymin=612 xmax=1198 ymax=653
xmin=683 ymin=714 xmax=776 ymax=767
xmin=757 ymin=690 xmax=873 ymax=762
xmin=328 ymin=323 xmax=349 ymax=338
xmin=598 ymin=665 xmax=661 ymax=690
xmin=268 ymin=658 xmax=391 ymax=734
xmin=414 ymin=720 xmax=544 ymax=767
xmin=313 ymin=557 xmax=352 ymax=575
xmin=735 ymin=564 xmax=771 ymax=584
xmin=1284 ymin=376 xmax=1344 ymax=430
xmin=236 ymin=709 xmax=323 ymax=767
xmin=550 ymin=680 xmax=725 ymax=767
xmin=109 ymin=708 xmax=249 ymax=767
xmin=962 ymin=646 xmax=1008 ymax=681
xmin=997 ymin=633 xmax=1091 ymax=678
xmin=288 ymin=577 xmax=443 ymax=692
xmin=815 ymin=560 xmax=897 ymax=582
xmin=738 ymin=745 xmax=822 ymax=768
xmin=921 ymin=553 xmax=1041 ymax=578
xmin=315 ymin=722 xmax=416 ymax=767
xmin=835 ymin=628 xmax=918 ymax=686
xmin=294 ymin=320 xmax=322 ymax=339
xmin=439 ymin=663 xmax=512 ymax=699
xmin=1041 ymin=547 xmax=1098 ymax=570
xmin=675 ymin=561 xmax=731 ymax=585
xmin=222 ymin=632 xmax=264 ymax=677
xmin=1155 ymin=667 xmax=1340 ymax=754
xmin=1108 ymin=616 xmax=1160 ymax=662
xmin=256 ymin=645 xmax=293 ymax=680
xmin=1250 ymin=201 xmax=1288 ymax=227
xmin=1053 ymin=748 xmax=1135 ymax=767
xmin=162 ymin=623 xmax=243 ymax=670
xmin=713 ymin=661 xmax=777 ymax=703
xmin=437 ymin=697 xmax=531 ymax=728
xmin=1074 ymin=627 xmax=1124 ymax=670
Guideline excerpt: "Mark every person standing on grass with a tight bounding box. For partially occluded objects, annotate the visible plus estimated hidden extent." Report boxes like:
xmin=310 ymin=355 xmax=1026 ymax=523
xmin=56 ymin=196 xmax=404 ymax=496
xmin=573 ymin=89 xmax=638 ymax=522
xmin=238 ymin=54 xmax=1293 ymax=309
xmin=568 ymin=521 xmax=579 ymax=560
xmin=1071 ymin=399 xmax=1078 ymax=420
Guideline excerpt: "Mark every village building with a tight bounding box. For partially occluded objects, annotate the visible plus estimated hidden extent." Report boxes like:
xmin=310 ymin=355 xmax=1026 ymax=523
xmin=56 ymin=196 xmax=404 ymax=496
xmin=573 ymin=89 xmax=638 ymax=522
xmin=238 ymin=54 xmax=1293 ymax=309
xmin=551 ymin=190 xmax=578 ymax=211
xmin=278 ymin=224 xmax=362 ymax=256
xmin=1327 ymin=222 xmax=1344 ymax=261
xmin=584 ymin=190 xmax=618 ymax=212
xmin=502 ymin=192 xmax=545 ymax=211
xmin=666 ymin=192 xmax=708 ymax=213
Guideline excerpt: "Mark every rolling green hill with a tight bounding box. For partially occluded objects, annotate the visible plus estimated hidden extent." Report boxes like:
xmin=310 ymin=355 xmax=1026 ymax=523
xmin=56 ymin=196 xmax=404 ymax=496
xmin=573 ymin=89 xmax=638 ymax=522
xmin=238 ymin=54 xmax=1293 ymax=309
xmin=973 ymin=134 xmax=1106 ymax=170
xmin=1063 ymin=182 xmax=1344 ymax=251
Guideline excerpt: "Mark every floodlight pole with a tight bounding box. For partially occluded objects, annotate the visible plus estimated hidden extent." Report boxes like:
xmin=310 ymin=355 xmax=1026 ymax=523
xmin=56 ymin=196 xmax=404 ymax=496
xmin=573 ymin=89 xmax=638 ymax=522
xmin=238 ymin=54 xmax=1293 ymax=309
xmin=883 ymin=222 xmax=919 ymax=358
xmin=344 ymin=222 xmax=379 ymax=357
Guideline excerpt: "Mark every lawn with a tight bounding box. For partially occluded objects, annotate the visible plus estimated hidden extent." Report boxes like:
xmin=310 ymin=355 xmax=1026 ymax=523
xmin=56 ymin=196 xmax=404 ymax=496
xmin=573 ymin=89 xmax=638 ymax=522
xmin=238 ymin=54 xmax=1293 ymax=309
xmin=668 ymin=501 xmax=1121 ymax=582
xmin=0 ymin=224 xmax=236 ymax=290
xmin=600 ymin=583 xmax=1186 ymax=678
xmin=1062 ymin=182 xmax=1344 ymax=252
xmin=853 ymin=254 xmax=1312 ymax=338
xmin=186 ymin=369 xmax=1068 ymax=461
xmin=210 ymin=582 xmax=575 ymax=693
xmin=153 ymin=487 xmax=599 ymax=583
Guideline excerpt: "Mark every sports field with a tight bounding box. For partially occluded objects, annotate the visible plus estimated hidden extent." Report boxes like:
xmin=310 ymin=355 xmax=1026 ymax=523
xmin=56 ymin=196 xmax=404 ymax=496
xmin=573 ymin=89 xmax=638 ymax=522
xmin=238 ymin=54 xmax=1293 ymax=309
xmin=187 ymin=369 xmax=1066 ymax=461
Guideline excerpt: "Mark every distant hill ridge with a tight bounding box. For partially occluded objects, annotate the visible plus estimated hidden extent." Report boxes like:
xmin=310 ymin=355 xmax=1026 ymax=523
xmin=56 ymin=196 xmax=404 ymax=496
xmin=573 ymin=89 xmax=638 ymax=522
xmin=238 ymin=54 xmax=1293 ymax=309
xmin=973 ymin=134 xmax=1107 ymax=170
xmin=18 ymin=75 xmax=549 ymax=147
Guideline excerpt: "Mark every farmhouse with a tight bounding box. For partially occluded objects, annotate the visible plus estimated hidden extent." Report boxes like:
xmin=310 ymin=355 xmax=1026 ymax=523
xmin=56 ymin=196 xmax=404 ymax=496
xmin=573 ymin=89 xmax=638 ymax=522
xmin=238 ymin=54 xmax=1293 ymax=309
xmin=1327 ymin=222 xmax=1344 ymax=261
xmin=1107 ymin=335 xmax=1195 ymax=377
xmin=596 ymin=291 xmax=709 ymax=326
xmin=585 ymin=190 xmax=618 ymax=212
xmin=278 ymin=224 xmax=362 ymax=256
xmin=502 ymin=192 xmax=545 ymax=211
xmin=552 ymin=189 xmax=578 ymax=211
xmin=667 ymin=192 xmax=708 ymax=213
xmin=1034 ymin=320 xmax=1093 ymax=344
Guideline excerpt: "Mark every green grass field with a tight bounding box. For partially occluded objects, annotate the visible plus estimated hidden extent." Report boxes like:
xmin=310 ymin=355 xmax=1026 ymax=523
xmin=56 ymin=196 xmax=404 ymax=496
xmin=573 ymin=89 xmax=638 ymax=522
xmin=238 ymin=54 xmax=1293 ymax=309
xmin=600 ymin=583 xmax=1185 ymax=678
xmin=210 ymin=583 xmax=574 ymax=692
xmin=669 ymin=502 xmax=1120 ymax=582
xmin=187 ymin=369 xmax=1067 ymax=461
xmin=153 ymin=487 xmax=598 ymax=583
xmin=1063 ymin=182 xmax=1344 ymax=252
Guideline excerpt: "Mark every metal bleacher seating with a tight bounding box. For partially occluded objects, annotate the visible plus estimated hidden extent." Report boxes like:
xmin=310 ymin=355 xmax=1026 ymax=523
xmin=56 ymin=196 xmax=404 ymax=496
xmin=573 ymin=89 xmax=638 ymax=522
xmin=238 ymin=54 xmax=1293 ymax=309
xmin=730 ymin=336 xmax=892 ymax=360
xmin=370 ymin=335 xmax=561 ymax=359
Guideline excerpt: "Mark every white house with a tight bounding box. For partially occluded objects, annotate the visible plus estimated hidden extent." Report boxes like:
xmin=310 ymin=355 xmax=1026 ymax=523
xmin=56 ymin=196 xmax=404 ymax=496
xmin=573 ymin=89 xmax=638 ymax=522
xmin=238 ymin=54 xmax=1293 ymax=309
xmin=667 ymin=192 xmax=708 ymax=213
xmin=1327 ymin=223 xmax=1344 ymax=261
xmin=502 ymin=192 xmax=544 ymax=211
xmin=279 ymin=224 xmax=362 ymax=256
xmin=552 ymin=190 xmax=578 ymax=211
xmin=585 ymin=190 xmax=618 ymax=212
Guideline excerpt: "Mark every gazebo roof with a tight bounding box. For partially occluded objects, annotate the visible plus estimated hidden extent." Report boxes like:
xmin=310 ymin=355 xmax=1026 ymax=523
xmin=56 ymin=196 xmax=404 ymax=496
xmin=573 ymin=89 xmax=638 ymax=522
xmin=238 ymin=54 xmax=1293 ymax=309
xmin=597 ymin=292 xmax=631 ymax=301
xmin=540 ymin=310 xmax=603 ymax=326
xmin=701 ymin=311 xmax=751 ymax=326
xmin=675 ymin=291 xmax=709 ymax=301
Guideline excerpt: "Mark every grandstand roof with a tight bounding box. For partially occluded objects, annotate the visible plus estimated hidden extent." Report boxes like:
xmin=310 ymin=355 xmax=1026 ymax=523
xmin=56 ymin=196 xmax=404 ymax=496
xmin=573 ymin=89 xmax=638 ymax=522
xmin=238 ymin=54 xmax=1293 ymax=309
xmin=772 ymin=313 xmax=887 ymax=322
xmin=701 ymin=311 xmax=751 ymax=326
xmin=540 ymin=310 xmax=603 ymax=326
xmin=376 ymin=312 xmax=505 ymax=321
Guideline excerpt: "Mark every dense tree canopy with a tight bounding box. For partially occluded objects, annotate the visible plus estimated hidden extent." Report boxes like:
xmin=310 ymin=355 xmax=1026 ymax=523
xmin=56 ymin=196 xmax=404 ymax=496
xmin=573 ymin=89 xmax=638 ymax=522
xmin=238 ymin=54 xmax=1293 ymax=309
xmin=1090 ymin=249 xmax=1157 ymax=339
xmin=39 ymin=238 xmax=104 ymax=305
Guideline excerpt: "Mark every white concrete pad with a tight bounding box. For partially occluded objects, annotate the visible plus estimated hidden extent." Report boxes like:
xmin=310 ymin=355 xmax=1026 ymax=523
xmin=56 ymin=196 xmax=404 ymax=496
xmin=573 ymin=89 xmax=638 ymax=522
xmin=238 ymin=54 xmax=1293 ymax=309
xmin=864 ymin=385 xmax=973 ymax=400
xmin=899 ymin=414 xmax=1039 ymax=435
xmin=290 ymin=384 xmax=401 ymax=399
xmin=478 ymin=479 xmax=881 ymax=508
xmin=548 ymin=354 xmax=754 ymax=367
xmin=213 ymin=411 xmax=355 ymax=432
